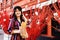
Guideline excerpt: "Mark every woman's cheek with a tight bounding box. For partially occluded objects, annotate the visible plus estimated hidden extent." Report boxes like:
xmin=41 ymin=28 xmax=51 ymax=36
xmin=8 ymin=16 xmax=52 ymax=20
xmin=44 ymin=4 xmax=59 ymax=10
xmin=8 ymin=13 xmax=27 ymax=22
xmin=15 ymin=13 xmax=20 ymax=17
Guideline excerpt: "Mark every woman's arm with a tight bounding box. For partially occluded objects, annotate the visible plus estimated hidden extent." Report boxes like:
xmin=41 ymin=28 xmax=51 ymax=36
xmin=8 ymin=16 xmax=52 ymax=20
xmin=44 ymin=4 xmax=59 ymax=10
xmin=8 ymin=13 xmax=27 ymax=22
xmin=23 ymin=14 xmax=27 ymax=23
xmin=8 ymin=19 xmax=13 ymax=34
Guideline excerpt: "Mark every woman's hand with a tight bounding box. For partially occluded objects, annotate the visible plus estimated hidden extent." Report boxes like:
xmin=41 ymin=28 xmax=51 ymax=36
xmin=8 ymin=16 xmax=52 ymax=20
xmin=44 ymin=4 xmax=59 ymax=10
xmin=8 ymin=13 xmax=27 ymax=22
xmin=23 ymin=14 xmax=27 ymax=23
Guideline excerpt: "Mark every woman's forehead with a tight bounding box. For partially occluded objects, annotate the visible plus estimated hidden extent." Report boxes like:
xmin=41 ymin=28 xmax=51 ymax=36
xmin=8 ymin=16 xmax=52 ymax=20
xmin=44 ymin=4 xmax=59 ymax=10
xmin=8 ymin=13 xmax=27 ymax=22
xmin=16 ymin=9 xmax=21 ymax=12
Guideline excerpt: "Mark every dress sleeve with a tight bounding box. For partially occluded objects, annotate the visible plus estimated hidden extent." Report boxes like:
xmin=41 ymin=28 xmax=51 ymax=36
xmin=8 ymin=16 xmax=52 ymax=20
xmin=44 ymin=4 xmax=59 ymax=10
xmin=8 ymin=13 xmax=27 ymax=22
xmin=8 ymin=19 xmax=13 ymax=34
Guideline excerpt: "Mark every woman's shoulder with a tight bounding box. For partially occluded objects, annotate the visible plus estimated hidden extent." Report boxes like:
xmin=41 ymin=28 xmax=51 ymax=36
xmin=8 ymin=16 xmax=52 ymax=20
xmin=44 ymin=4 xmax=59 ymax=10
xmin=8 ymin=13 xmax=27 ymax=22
xmin=10 ymin=18 xmax=15 ymax=22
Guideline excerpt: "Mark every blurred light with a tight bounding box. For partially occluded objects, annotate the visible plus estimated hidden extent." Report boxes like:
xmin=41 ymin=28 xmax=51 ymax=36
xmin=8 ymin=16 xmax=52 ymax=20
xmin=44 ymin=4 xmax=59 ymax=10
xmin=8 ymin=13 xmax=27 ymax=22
xmin=36 ymin=4 xmax=40 ymax=8
xmin=3 ymin=19 xmax=6 ymax=22
xmin=32 ymin=5 xmax=35 ymax=9
xmin=25 ymin=14 xmax=28 ymax=16
xmin=22 ymin=8 xmax=25 ymax=12
xmin=29 ymin=18 xmax=31 ymax=22
xmin=46 ymin=17 xmax=48 ymax=20
xmin=53 ymin=12 xmax=58 ymax=16
xmin=35 ymin=11 xmax=38 ymax=16
xmin=9 ymin=12 xmax=12 ymax=15
xmin=1 ymin=24 xmax=3 ymax=27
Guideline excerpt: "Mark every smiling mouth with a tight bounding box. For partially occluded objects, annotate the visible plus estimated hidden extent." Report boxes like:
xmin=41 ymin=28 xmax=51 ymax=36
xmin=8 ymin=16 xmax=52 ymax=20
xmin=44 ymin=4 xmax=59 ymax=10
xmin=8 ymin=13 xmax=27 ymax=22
xmin=17 ymin=13 xmax=20 ymax=14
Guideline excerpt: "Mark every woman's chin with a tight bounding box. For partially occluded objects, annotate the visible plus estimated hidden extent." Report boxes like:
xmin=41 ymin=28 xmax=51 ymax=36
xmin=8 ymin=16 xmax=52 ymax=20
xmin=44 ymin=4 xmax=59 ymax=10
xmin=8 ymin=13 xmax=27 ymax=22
xmin=17 ymin=15 xmax=20 ymax=17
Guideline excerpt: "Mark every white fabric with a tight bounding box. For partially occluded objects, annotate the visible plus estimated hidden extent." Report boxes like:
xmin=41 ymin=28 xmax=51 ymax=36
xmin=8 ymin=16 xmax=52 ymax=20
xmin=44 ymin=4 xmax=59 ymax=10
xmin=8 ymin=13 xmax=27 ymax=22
xmin=4 ymin=33 xmax=11 ymax=40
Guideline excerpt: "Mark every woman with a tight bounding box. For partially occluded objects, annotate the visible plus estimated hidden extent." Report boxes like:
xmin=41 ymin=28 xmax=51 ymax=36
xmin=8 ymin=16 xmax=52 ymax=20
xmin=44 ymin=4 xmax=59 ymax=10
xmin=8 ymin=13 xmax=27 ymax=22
xmin=8 ymin=6 xmax=28 ymax=40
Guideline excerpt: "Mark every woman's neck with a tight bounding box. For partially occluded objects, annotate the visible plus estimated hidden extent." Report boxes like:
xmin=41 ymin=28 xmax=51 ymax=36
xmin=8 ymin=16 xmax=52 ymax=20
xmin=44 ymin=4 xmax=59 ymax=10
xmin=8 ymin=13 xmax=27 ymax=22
xmin=17 ymin=17 xmax=20 ymax=22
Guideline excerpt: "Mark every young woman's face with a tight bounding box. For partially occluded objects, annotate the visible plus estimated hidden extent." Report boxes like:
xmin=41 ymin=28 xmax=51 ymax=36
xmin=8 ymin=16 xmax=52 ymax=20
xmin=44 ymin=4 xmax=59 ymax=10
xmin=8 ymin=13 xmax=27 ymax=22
xmin=15 ymin=9 xmax=21 ymax=17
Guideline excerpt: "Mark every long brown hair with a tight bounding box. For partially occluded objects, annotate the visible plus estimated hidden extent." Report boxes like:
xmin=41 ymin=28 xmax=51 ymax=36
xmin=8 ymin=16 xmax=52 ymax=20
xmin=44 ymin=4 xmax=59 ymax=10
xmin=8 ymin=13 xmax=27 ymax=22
xmin=13 ymin=6 xmax=25 ymax=22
